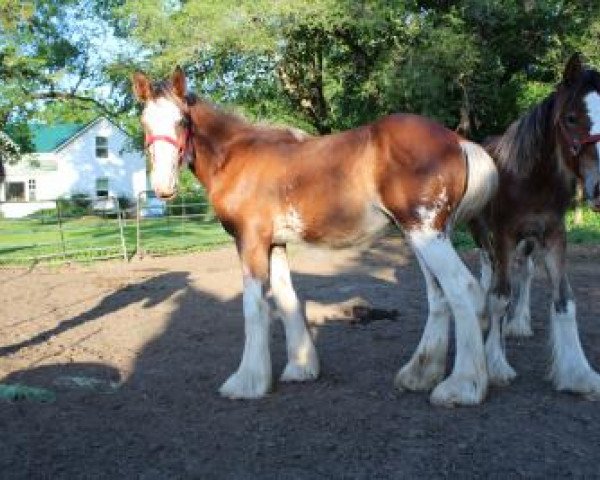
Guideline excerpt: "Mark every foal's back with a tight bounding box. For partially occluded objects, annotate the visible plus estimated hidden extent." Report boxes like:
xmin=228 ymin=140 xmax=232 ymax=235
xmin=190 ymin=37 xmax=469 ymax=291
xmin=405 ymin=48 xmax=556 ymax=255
xmin=218 ymin=114 xmax=468 ymax=245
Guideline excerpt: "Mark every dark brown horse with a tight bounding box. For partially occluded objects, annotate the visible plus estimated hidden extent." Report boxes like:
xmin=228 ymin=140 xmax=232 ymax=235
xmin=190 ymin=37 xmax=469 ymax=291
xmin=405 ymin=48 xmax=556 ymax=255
xmin=469 ymin=54 xmax=600 ymax=397
xmin=133 ymin=67 xmax=497 ymax=406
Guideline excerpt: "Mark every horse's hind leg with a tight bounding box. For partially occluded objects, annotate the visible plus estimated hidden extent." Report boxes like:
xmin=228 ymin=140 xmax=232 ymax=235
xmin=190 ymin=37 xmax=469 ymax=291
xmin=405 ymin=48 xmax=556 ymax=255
xmin=468 ymin=217 xmax=493 ymax=298
xmin=408 ymin=230 xmax=488 ymax=406
xmin=269 ymin=246 xmax=319 ymax=382
xmin=220 ymin=240 xmax=272 ymax=399
xmin=395 ymin=253 xmax=449 ymax=392
xmin=544 ymin=229 xmax=600 ymax=399
xmin=505 ymin=243 xmax=534 ymax=338
xmin=485 ymin=235 xmax=517 ymax=386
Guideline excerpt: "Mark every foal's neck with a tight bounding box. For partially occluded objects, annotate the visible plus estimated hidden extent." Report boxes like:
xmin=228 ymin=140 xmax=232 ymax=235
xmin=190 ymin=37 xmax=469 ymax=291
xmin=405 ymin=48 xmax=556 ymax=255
xmin=187 ymin=102 xmax=250 ymax=190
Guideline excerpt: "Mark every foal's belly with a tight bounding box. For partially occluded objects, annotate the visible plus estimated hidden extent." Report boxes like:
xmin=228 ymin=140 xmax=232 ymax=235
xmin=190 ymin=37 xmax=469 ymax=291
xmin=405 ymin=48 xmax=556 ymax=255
xmin=272 ymin=203 xmax=392 ymax=247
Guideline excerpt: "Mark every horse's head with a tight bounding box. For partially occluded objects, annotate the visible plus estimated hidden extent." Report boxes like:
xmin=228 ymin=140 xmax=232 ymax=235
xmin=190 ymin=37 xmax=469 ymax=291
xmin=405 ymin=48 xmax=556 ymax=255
xmin=132 ymin=67 xmax=190 ymax=200
xmin=555 ymin=54 xmax=600 ymax=211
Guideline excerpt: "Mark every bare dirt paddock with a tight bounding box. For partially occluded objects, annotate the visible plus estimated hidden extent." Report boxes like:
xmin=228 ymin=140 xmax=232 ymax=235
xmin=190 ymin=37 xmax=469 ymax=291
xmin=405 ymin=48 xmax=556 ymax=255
xmin=1 ymin=237 xmax=600 ymax=479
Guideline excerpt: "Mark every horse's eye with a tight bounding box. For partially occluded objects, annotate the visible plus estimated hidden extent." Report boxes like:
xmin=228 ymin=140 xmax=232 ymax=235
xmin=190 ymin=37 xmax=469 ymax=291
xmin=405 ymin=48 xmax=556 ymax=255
xmin=566 ymin=113 xmax=579 ymax=126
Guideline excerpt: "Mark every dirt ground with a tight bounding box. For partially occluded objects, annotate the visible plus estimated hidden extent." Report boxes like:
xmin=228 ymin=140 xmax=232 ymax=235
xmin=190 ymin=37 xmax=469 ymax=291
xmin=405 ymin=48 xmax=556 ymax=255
xmin=1 ymin=236 xmax=600 ymax=479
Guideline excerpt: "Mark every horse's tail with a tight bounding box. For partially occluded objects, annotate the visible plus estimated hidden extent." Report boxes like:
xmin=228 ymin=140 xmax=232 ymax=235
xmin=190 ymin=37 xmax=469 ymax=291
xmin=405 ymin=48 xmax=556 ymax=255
xmin=454 ymin=140 xmax=498 ymax=224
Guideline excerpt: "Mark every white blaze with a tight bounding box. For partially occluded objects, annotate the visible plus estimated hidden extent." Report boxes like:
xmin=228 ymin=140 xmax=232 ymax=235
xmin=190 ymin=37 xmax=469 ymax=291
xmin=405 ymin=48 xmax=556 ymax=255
xmin=584 ymin=91 xmax=600 ymax=174
xmin=142 ymin=97 xmax=183 ymax=196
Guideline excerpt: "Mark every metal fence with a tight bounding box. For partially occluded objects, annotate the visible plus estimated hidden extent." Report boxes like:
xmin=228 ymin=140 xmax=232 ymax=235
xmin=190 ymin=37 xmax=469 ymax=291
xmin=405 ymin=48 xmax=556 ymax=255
xmin=0 ymin=192 xmax=230 ymax=266
xmin=134 ymin=190 xmax=228 ymax=258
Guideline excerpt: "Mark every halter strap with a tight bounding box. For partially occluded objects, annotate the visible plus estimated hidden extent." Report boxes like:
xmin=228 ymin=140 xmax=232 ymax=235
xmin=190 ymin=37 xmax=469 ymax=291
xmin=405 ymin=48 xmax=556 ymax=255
xmin=145 ymin=127 xmax=192 ymax=166
xmin=559 ymin=120 xmax=600 ymax=156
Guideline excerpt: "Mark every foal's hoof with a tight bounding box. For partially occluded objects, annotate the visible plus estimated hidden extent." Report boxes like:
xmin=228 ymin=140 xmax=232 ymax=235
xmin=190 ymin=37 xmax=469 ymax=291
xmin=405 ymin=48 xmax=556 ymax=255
xmin=394 ymin=359 xmax=445 ymax=392
xmin=485 ymin=344 xmax=517 ymax=387
xmin=430 ymin=374 xmax=487 ymax=407
xmin=553 ymin=368 xmax=600 ymax=401
xmin=280 ymin=359 xmax=320 ymax=382
xmin=504 ymin=316 xmax=533 ymax=338
xmin=219 ymin=370 xmax=271 ymax=399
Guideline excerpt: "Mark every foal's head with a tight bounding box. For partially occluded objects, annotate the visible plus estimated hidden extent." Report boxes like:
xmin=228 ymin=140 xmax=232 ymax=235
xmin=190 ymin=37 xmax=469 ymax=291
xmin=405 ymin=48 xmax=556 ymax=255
xmin=132 ymin=67 xmax=190 ymax=200
xmin=555 ymin=54 xmax=600 ymax=210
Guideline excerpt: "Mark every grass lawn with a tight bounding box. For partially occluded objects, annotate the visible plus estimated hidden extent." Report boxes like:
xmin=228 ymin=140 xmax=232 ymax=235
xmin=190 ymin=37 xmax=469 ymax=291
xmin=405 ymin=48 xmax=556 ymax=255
xmin=0 ymin=214 xmax=231 ymax=265
xmin=1 ymin=207 xmax=599 ymax=266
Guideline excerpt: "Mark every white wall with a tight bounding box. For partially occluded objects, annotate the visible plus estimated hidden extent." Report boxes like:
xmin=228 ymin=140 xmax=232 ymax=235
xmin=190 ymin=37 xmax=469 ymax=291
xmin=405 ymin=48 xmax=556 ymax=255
xmin=54 ymin=117 xmax=147 ymax=200
xmin=0 ymin=201 xmax=56 ymax=218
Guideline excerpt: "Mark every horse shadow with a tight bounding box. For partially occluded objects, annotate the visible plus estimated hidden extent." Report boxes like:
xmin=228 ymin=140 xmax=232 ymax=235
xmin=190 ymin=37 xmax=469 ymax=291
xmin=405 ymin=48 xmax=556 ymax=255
xmin=0 ymin=272 xmax=189 ymax=357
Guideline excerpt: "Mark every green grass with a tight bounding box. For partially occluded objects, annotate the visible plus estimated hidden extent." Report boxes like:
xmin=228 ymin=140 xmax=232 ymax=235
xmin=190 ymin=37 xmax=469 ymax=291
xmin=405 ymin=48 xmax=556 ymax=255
xmin=451 ymin=205 xmax=600 ymax=251
xmin=1 ymin=206 xmax=599 ymax=266
xmin=564 ymin=206 xmax=600 ymax=244
xmin=0 ymin=214 xmax=231 ymax=266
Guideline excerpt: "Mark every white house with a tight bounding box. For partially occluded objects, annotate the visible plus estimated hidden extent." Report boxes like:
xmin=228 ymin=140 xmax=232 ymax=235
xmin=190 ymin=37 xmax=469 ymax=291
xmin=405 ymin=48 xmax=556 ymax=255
xmin=0 ymin=116 xmax=149 ymax=218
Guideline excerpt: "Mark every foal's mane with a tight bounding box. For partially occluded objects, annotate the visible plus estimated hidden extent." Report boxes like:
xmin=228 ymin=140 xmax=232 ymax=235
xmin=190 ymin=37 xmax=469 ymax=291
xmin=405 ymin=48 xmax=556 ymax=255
xmin=155 ymin=80 xmax=307 ymax=144
xmin=491 ymin=94 xmax=557 ymax=177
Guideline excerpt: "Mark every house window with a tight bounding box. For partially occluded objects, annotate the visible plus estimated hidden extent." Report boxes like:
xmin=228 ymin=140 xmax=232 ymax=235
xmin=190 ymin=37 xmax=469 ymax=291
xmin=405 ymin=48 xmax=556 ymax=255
xmin=28 ymin=179 xmax=36 ymax=201
xmin=96 ymin=177 xmax=109 ymax=198
xmin=96 ymin=136 xmax=108 ymax=158
xmin=6 ymin=182 xmax=25 ymax=201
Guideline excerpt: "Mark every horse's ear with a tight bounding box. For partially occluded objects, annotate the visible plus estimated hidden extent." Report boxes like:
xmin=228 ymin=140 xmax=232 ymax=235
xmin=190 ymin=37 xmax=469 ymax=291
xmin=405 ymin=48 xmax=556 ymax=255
xmin=171 ymin=66 xmax=187 ymax=99
xmin=132 ymin=72 xmax=153 ymax=102
xmin=563 ymin=53 xmax=584 ymax=86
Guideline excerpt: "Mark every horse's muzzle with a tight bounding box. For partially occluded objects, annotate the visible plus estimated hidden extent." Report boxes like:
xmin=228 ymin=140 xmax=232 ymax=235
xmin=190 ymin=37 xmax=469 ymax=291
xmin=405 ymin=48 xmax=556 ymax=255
xmin=155 ymin=188 xmax=177 ymax=201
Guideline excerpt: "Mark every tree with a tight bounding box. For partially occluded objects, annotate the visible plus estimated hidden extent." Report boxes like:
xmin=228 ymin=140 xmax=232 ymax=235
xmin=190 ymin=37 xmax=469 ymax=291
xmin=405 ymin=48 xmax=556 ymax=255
xmin=0 ymin=0 xmax=137 ymax=149
xmin=115 ymin=1 xmax=600 ymax=138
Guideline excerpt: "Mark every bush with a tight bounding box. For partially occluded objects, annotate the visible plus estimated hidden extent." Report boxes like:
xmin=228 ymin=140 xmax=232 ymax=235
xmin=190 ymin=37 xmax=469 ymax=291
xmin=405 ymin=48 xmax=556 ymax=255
xmin=117 ymin=195 xmax=133 ymax=211
xmin=71 ymin=193 xmax=92 ymax=210
xmin=168 ymin=191 xmax=211 ymax=217
xmin=56 ymin=196 xmax=89 ymax=217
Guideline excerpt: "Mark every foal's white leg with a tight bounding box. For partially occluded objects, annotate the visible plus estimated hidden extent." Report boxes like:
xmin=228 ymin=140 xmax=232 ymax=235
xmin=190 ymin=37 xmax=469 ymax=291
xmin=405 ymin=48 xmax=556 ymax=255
xmin=395 ymin=254 xmax=449 ymax=392
xmin=219 ymin=274 xmax=272 ymax=399
xmin=505 ymin=256 xmax=534 ymax=338
xmin=409 ymin=230 xmax=488 ymax=406
xmin=270 ymin=246 xmax=319 ymax=382
xmin=544 ymin=247 xmax=600 ymax=399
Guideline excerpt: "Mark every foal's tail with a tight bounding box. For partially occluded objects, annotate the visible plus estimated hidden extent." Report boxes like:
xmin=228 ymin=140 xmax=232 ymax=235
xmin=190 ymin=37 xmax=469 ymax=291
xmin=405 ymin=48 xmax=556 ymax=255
xmin=454 ymin=140 xmax=498 ymax=224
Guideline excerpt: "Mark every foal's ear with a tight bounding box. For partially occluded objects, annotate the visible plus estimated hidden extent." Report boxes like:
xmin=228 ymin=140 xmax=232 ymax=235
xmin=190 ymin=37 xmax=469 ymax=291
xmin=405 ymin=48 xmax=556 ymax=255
xmin=132 ymin=71 xmax=153 ymax=102
xmin=562 ymin=53 xmax=584 ymax=86
xmin=171 ymin=66 xmax=187 ymax=99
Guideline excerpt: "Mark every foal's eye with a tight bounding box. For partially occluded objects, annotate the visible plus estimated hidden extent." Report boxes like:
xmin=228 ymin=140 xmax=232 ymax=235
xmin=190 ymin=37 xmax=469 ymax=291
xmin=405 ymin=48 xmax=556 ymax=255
xmin=566 ymin=113 xmax=579 ymax=126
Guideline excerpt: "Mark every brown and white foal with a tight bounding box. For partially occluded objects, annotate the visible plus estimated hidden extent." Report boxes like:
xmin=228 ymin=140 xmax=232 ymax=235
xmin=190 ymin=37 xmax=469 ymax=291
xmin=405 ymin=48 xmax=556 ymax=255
xmin=133 ymin=67 xmax=497 ymax=406
xmin=471 ymin=54 xmax=600 ymax=398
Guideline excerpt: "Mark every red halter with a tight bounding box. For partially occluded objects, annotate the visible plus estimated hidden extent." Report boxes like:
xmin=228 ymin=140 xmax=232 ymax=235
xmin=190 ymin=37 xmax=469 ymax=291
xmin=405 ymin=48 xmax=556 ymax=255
xmin=559 ymin=120 xmax=600 ymax=157
xmin=145 ymin=128 xmax=191 ymax=166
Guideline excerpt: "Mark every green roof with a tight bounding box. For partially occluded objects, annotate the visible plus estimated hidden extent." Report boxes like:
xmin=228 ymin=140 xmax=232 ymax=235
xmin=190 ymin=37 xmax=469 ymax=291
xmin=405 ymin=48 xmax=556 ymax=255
xmin=29 ymin=123 xmax=86 ymax=153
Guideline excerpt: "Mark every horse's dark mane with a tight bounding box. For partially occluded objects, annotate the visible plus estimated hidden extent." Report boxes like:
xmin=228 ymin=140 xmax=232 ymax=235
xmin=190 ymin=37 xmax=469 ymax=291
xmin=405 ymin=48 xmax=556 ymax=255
xmin=492 ymin=93 xmax=556 ymax=177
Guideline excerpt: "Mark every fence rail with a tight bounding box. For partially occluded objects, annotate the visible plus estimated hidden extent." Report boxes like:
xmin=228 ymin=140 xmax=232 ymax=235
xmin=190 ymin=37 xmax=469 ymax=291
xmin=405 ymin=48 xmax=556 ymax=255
xmin=0 ymin=192 xmax=230 ymax=266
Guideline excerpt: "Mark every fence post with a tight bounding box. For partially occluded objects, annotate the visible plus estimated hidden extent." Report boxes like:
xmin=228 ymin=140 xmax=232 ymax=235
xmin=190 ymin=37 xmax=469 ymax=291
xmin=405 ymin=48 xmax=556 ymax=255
xmin=116 ymin=197 xmax=127 ymax=261
xmin=56 ymin=199 xmax=67 ymax=260
xmin=574 ymin=182 xmax=584 ymax=226
xmin=136 ymin=192 xmax=142 ymax=259
xmin=181 ymin=194 xmax=186 ymax=240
